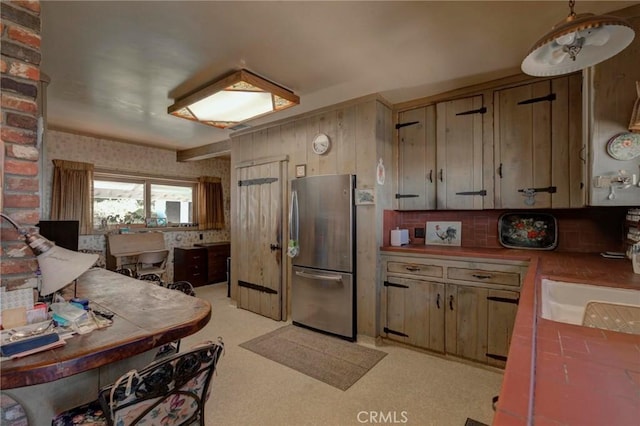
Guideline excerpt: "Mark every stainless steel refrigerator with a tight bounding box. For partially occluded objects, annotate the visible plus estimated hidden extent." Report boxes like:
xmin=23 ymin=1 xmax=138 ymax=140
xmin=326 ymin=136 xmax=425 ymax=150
xmin=289 ymin=174 xmax=356 ymax=341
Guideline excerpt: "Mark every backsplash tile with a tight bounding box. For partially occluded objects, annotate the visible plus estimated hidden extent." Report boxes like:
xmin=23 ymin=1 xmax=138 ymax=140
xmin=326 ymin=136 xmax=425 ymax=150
xmin=384 ymin=208 xmax=628 ymax=253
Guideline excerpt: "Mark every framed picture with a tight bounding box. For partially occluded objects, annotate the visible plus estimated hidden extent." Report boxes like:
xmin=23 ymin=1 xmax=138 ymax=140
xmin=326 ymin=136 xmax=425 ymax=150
xmin=354 ymin=188 xmax=375 ymax=205
xmin=425 ymin=221 xmax=462 ymax=246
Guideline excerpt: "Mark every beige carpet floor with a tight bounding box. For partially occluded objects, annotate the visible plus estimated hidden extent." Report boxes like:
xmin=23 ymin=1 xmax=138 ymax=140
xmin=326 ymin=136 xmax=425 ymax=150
xmin=181 ymin=283 xmax=503 ymax=426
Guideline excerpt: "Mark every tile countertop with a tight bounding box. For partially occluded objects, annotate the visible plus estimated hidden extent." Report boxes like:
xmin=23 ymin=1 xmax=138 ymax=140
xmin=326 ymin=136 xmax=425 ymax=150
xmin=380 ymin=245 xmax=640 ymax=426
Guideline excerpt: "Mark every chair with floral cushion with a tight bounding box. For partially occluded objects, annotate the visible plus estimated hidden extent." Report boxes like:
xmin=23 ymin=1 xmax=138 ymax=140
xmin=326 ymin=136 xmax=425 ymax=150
xmin=51 ymin=338 xmax=224 ymax=426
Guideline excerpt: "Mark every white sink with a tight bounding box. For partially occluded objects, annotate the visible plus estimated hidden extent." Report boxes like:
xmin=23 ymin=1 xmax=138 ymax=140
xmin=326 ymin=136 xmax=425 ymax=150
xmin=540 ymin=279 xmax=640 ymax=334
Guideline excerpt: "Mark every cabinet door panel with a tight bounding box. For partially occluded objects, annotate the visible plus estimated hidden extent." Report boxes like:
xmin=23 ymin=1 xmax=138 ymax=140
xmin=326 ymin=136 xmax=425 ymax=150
xmin=397 ymin=106 xmax=436 ymax=209
xmin=446 ymin=284 xmax=489 ymax=362
xmin=495 ymin=83 xmax=540 ymax=207
xmin=386 ymin=283 xmax=408 ymax=343
xmin=486 ymin=289 xmax=519 ymax=368
xmin=436 ymin=96 xmax=484 ymax=210
xmin=495 ymin=74 xmax=583 ymax=208
xmin=385 ymin=277 xmax=445 ymax=352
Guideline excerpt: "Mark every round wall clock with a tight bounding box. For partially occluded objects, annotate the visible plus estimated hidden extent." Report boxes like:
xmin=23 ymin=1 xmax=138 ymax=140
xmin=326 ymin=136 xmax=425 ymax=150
xmin=312 ymin=133 xmax=331 ymax=155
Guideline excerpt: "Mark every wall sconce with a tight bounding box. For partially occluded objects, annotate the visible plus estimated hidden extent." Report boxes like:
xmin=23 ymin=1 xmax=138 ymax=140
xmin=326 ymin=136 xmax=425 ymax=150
xmin=168 ymin=69 xmax=299 ymax=129
xmin=1 ymin=213 xmax=98 ymax=296
xmin=521 ymin=0 xmax=635 ymax=76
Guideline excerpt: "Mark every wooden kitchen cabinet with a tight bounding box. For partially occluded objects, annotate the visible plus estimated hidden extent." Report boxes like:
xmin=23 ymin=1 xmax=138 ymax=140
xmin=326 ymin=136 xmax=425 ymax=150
xmin=435 ymin=95 xmax=485 ymax=210
xmin=396 ymin=105 xmax=436 ymax=210
xmin=445 ymin=285 xmax=519 ymax=368
xmin=173 ymin=247 xmax=208 ymax=287
xmin=195 ymin=242 xmax=230 ymax=284
xmin=380 ymin=252 xmax=526 ymax=368
xmin=384 ymin=275 xmax=445 ymax=353
xmin=494 ymin=73 xmax=584 ymax=208
xmin=396 ymin=96 xmax=486 ymax=210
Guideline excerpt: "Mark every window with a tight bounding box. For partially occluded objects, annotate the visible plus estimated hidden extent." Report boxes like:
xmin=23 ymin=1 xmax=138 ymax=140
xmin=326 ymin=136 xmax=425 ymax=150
xmin=93 ymin=173 xmax=196 ymax=230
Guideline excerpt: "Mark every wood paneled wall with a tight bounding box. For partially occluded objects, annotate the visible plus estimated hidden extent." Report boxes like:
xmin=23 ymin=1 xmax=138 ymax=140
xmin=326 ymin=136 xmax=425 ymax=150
xmin=230 ymin=95 xmax=394 ymax=338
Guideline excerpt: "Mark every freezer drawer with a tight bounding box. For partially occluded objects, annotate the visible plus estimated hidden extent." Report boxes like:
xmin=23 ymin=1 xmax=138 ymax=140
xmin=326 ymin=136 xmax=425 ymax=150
xmin=291 ymin=266 xmax=355 ymax=340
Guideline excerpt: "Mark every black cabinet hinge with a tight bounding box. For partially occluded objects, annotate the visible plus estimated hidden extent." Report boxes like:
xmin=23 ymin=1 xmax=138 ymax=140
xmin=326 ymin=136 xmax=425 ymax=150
xmin=384 ymin=281 xmax=409 ymax=289
xmin=517 ymin=93 xmax=556 ymax=105
xmin=384 ymin=327 xmax=409 ymax=337
xmin=455 ymin=190 xmax=487 ymax=196
xmin=518 ymin=186 xmax=557 ymax=194
xmin=238 ymin=280 xmax=278 ymax=294
xmin=395 ymin=121 xmax=420 ymax=130
xmin=238 ymin=177 xmax=278 ymax=187
xmin=456 ymin=106 xmax=487 ymax=116
xmin=487 ymin=296 xmax=519 ymax=305
xmin=486 ymin=353 xmax=508 ymax=362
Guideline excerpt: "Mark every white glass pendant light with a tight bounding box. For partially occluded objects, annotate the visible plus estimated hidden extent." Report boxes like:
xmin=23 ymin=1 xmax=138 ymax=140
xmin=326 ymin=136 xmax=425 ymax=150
xmin=522 ymin=0 xmax=635 ymax=76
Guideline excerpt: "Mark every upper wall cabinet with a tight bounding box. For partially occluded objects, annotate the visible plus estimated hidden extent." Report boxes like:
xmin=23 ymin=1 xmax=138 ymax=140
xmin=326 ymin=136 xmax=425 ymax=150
xmin=396 ymin=96 xmax=486 ymax=210
xmin=396 ymin=106 xmax=436 ymax=210
xmin=494 ymin=74 xmax=584 ymax=209
xmin=436 ymin=96 xmax=485 ymax=210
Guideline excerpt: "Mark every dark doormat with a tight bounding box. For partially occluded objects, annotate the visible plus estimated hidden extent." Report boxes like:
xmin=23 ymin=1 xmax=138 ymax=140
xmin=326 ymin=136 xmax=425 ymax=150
xmin=465 ymin=418 xmax=489 ymax=426
xmin=239 ymin=325 xmax=387 ymax=391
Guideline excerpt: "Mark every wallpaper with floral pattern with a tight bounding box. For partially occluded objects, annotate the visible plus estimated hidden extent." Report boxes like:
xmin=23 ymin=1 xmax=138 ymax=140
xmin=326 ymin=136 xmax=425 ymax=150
xmin=45 ymin=130 xmax=231 ymax=283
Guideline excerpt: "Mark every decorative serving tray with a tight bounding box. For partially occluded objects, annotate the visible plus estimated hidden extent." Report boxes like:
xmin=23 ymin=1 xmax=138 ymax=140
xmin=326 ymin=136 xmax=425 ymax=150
xmin=498 ymin=212 xmax=557 ymax=250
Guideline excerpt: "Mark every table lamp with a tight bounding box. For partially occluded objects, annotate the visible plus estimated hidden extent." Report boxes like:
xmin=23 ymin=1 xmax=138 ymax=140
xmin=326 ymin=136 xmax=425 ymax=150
xmin=1 ymin=213 xmax=98 ymax=296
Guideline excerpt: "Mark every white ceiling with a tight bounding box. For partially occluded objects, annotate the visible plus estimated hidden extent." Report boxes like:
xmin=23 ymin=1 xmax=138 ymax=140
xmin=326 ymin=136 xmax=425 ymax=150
xmin=40 ymin=1 xmax=638 ymax=153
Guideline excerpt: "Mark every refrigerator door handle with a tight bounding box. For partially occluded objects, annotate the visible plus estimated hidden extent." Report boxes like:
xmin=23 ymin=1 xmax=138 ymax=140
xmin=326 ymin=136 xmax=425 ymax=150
xmin=295 ymin=270 xmax=343 ymax=282
xmin=287 ymin=190 xmax=299 ymax=258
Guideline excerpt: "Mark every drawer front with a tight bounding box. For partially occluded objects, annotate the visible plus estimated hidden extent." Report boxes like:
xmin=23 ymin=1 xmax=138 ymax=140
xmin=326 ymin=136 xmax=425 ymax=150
xmin=387 ymin=261 xmax=443 ymax=278
xmin=447 ymin=267 xmax=520 ymax=286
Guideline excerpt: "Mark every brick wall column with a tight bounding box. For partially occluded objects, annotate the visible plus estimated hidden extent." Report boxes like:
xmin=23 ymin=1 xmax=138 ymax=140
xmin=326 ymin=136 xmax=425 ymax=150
xmin=1 ymin=0 xmax=42 ymax=289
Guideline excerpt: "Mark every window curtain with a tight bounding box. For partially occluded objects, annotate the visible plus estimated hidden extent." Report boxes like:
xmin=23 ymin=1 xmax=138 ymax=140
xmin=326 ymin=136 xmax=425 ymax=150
xmin=197 ymin=176 xmax=225 ymax=230
xmin=51 ymin=159 xmax=94 ymax=235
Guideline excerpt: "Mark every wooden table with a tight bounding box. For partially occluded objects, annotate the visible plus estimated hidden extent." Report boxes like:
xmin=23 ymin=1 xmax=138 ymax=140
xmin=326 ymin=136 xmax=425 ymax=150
xmin=1 ymin=268 xmax=211 ymax=422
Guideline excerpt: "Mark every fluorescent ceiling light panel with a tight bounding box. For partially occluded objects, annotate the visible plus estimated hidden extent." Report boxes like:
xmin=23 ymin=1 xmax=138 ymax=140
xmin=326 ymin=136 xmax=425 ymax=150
xmin=168 ymin=69 xmax=299 ymax=129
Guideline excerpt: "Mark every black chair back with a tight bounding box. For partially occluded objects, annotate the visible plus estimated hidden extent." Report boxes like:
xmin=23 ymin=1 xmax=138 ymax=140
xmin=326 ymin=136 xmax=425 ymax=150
xmin=98 ymin=339 xmax=224 ymax=426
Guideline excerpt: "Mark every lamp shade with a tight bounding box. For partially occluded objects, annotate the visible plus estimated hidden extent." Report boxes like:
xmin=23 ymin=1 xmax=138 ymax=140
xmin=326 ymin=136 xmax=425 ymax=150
xmin=37 ymin=246 xmax=98 ymax=296
xmin=522 ymin=8 xmax=635 ymax=77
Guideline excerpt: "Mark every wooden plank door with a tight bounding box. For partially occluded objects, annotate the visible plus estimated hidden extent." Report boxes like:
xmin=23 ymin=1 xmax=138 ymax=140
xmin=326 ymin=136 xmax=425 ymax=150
xmin=236 ymin=160 xmax=286 ymax=320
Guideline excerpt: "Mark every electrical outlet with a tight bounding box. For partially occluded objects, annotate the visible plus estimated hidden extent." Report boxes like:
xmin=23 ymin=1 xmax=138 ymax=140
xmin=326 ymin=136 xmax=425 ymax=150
xmin=199 ymin=233 xmax=203 ymax=240
xmin=415 ymin=227 xmax=425 ymax=238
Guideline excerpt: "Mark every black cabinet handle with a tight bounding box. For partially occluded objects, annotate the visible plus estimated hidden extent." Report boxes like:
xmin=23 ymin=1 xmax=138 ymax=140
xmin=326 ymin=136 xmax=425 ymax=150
xmin=436 ymin=293 xmax=441 ymax=309
xmin=439 ymin=169 xmax=444 ymax=182
xmin=472 ymin=274 xmax=492 ymax=280
xmin=498 ymin=163 xmax=503 ymax=179
xmin=428 ymin=169 xmax=433 ymax=183
xmin=405 ymin=266 xmax=420 ymax=272
xmin=449 ymin=295 xmax=454 ymax=310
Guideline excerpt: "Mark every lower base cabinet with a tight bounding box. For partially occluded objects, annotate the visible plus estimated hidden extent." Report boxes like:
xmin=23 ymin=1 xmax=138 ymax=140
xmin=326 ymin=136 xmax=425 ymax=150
xmin=445 ymin=285 xmax=519 ymax=368
xmin=384 ymin=276 xmax=445 ymax=353
xmin=381 ymin=253 xmax=525 ymax=368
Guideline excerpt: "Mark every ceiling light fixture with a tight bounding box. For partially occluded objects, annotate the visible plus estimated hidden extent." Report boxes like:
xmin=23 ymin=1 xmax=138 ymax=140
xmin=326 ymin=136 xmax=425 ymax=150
xmin=168 ymin=69 xmax=299 ymax=129
xmin=521 ymin=0 xmax=635 ymax=77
